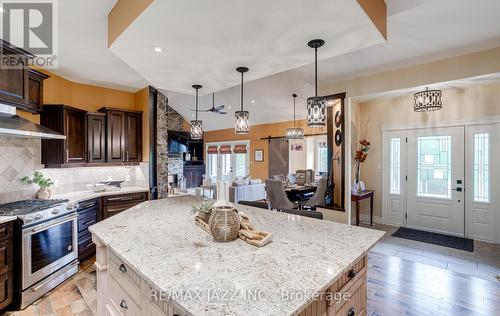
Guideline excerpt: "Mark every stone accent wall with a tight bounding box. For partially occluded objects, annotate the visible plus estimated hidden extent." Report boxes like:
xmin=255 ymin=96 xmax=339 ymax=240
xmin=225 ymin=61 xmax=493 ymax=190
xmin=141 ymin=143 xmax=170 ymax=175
xmin=156 ymin=91 xmax=169 ymax=198
xmin=167 ymin=105 xmax=185 ymax=131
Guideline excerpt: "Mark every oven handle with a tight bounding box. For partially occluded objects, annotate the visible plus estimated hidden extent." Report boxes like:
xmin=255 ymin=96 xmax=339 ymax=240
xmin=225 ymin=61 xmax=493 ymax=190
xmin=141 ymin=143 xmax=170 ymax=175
xmin=29 ymin=213 xmax=78 ymax=233
xmin=30 ymin=260 xmax=79 ymax=292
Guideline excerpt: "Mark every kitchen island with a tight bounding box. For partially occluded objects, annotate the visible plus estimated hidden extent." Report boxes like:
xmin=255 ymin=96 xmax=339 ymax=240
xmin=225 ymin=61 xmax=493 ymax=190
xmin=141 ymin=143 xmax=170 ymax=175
xmin=89 ymin=196 xmax=384 ymax=316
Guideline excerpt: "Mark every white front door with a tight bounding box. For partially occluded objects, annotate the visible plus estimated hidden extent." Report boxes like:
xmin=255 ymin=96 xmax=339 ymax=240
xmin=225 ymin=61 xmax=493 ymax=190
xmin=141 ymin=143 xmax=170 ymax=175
xmin=406 ymin=127 xmax=465 ymax=236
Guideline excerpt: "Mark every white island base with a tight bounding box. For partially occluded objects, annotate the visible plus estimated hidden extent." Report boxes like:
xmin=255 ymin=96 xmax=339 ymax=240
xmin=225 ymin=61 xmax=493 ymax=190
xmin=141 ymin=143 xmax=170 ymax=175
xmin=90 ymin=196 xmax=383 ymax=316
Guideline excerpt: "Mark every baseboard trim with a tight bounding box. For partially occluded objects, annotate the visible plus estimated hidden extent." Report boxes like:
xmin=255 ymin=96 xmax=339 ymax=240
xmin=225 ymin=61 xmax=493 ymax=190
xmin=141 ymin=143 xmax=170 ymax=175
xmin=357 ymin=214 xmax=383 ymax=225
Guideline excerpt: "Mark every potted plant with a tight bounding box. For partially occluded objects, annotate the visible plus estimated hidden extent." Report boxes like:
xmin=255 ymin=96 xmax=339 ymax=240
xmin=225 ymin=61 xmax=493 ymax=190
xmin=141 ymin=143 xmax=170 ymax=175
xmin=21 ymin=171 xmax=54 ymax=200
xmin=191 ymin=200 xmax=214 ymax=223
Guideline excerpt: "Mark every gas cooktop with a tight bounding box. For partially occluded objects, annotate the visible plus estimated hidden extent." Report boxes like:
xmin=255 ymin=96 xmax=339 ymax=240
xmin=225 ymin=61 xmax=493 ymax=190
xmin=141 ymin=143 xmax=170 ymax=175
xmin=0 ymin=199 xmax=78 ymax=226
xmin=0 ymin=199 xmax=68 ymax=216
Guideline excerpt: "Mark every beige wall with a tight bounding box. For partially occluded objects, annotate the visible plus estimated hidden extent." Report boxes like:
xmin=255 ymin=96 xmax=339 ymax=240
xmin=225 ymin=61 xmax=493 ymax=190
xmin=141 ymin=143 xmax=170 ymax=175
xmin=358 ymin=81 xmax=500 ymax=219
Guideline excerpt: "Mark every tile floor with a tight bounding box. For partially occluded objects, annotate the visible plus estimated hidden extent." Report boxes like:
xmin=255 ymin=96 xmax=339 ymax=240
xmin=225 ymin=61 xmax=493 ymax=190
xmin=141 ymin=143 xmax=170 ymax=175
xmin=3 ymin=224 xmax=499 ymax=316
xmin=365 ymin=223 xmax=500 ymax=283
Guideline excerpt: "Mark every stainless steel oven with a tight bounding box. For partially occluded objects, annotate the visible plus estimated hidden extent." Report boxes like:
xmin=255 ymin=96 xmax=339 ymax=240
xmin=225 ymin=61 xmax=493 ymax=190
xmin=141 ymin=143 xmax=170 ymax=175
xmin=20 ymin=212 xmax=78 ymax=307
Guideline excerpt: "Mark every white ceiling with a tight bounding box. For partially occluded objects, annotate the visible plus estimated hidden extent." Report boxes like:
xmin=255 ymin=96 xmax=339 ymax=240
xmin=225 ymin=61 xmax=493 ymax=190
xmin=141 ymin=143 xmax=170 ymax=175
xmin=45 ymin=0 xmax=500 ymax=130
xmin=110 ymin=0 xmax=386 ymax=95
xmin=50 ymin=0 xmax=148 ymax=92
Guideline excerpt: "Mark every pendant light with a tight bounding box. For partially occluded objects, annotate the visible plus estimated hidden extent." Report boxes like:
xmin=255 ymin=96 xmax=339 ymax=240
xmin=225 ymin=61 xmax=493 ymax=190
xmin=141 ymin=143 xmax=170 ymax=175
xmin=306 ymin=39 xmax=326 ymax=127
xmin=286 ymin=94 xmax=304 ymax=139
xmin=190 ymin=84 xmax=203 ymax=140
xmin=235 ymin=66 xmax=250 ymax=134
xmin=414 ymin=87 xmax=443 ymax=112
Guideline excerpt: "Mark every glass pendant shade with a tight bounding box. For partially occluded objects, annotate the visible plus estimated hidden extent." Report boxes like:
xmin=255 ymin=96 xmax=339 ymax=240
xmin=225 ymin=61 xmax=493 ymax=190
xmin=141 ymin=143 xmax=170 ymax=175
xmin=190 ymin=120 xmax=203 ymax=139
xmin=306 ymin=39 xmax=326 ymax=127
xmin=286 ymin=93 xmax=304 ymax=139
xmin=235 ymin=110 xmax=250 ymax=134
xmin=414 ymin=87 xmax=443 ymax=112
xmin=234 ymin=67 xmax=250 ymax=134
xmin=190 ymin=84 xmax=203 ymax=139
xmin=286 ymin=127 xmax=304 ymax=139
xmin=307 ymin=96 xmax=326 ymax=127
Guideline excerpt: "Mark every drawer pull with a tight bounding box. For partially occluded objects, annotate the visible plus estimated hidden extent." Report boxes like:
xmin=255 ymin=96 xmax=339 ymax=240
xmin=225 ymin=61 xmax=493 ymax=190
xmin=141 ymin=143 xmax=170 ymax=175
xmin=120 ymin=299 xmax=128 ymax=309
xmin=347 ymin=269 xmax=356 ymax=279
xmin=85 ymin=242 xmax=94 ymax=248
xmin=108 ymin=196 xmax=135 ymax=202
xmin=119 ymin=263 xmax=127 ymax=273
xmin=347 ymin=307 xmax=355 ymax=316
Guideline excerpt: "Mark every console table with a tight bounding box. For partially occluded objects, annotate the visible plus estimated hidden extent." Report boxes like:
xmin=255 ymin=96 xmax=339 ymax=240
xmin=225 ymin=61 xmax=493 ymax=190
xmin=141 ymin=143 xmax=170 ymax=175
xmin=351 ymin=190 xmax=375 ymax=226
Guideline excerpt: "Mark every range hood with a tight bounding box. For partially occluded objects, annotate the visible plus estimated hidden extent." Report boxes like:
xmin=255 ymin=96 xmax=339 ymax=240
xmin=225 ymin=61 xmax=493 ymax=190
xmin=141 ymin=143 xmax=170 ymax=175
xmin=0 ymin=104 xmax=66 ymax=139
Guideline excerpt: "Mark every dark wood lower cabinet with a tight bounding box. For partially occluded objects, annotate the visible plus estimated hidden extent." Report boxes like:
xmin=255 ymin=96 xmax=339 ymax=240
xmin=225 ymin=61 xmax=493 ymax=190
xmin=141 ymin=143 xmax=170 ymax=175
xmin=76 ymin=192 xmax=148 ymax=260
xmin=184 ymin=164 xmax=205 ymax=188
xmin=0 ymin=222 xmax=13 ymax=311
xmin=77 ymin=198 xmax=99 ymax=262
xmin=102 ymin=192 xmax=148 ymax=219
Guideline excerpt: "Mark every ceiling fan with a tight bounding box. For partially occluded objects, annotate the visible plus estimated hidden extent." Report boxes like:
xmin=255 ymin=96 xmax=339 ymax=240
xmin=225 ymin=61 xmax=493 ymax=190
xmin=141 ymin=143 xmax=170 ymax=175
xmin=192 ymin=92 xmax=227 ymax=114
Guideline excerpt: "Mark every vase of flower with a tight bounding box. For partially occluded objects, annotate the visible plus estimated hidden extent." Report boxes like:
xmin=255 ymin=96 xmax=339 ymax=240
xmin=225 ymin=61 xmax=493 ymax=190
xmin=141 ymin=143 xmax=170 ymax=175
xmin=20 ymin=171 xmax=54 ymax=200
xmin=353 ymin=139 xmax=370 ymax=194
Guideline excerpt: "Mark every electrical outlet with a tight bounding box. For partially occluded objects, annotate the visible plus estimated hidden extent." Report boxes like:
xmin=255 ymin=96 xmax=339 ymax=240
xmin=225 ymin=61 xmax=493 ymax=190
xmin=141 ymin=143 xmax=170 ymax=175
xmin=54 ymin=179 xmax=59 ymax=188
xmin=125 ymin=175 xmax=131 ymax=182
xmin=107 ymin=175 xmax=112 ymax=181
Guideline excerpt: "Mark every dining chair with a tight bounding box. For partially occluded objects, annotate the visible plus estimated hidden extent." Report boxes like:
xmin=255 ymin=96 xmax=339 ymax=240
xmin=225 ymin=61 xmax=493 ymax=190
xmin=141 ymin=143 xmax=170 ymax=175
xmin=265 ymin=179 xmax=296 ymax=210
xmin=304 ymin=177 xmax=328 ymax=207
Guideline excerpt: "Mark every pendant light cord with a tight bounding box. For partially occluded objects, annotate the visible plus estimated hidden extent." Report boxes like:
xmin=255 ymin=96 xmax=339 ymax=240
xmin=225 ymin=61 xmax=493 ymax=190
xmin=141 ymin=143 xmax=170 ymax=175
xmin=293 ymin=95 xmax=296 ymax=128
xmin=195 ymin=87 xmax=198 ymax=121
xmin=314 ymin=46 xmax=318 ymax=98
xmin=240 ymin=71 xmax=244 ymax=111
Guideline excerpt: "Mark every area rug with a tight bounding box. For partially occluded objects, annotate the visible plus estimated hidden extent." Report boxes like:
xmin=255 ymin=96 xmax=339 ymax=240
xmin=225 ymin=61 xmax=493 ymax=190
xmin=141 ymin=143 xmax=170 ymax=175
xmin=392 ymin=227 xmax=474 ymax=252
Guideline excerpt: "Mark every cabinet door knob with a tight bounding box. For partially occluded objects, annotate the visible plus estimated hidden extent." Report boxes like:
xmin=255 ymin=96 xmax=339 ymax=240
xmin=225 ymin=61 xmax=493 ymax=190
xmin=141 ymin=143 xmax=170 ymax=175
xmin=119 ymin=263 xmax=127 ymax=273
xmin=347 ymin=269 xmax=356 ymax=279
xmin=347 ymin=307 xmax=355 ymax=316
xmin=120 ymin=299 xmax=128 ymax=309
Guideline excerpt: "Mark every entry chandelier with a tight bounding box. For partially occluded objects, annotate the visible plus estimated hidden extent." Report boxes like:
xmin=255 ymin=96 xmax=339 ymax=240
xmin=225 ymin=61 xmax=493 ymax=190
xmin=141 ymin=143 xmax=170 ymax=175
xmin=286 ymin=94 xmax=304 ymax=139
xmin=414 ymin=87 xmax=443 ymax=112
xmin=307 ymin=39 xmax=326 ymax=127
xmin=235 ymin=66 xmax=250 ymax=134
xmin=190 ymin=84 xmax=203 ymax=140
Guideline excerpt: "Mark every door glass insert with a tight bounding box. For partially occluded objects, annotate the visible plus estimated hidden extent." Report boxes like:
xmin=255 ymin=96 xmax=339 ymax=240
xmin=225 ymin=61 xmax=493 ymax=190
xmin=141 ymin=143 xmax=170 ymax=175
xmin=207 ymin=154 xmax=218 ymax=181
xmin=235 ymin=154 xmax=247 ymax=178
xmin=390 ymin=138 xmax=401 ymax=195
xmin=473 ymin=133 xmax=489 ymax=202
xmin=221 ymin=154 xmax=231 ymax=181
xmin=417 ymin=135 xmax=451 ymax=198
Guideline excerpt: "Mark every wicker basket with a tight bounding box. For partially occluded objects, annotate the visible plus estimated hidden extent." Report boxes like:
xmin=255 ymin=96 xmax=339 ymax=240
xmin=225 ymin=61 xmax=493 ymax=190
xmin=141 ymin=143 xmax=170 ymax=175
xmin=208 ymin=206 xmax=240 ymax=242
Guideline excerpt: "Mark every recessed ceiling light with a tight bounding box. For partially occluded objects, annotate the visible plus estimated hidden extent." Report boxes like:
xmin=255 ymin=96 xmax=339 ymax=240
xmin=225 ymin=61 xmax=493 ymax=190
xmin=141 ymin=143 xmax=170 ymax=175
xmin=151 ymin=46 xmax=163 ymax=53
xmin=251 ymin=100 xmax=255 ymax=104
xmin=228 ymin=105 xmax=232 ymax=109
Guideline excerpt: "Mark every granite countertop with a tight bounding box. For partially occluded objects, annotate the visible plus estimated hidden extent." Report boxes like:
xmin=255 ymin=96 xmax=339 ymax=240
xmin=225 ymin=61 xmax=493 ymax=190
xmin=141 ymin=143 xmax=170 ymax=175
xmin=89 ymin=196 xmax=385 ymax=316
xmin=0 ymin=216 xmax=18 ymax=224
xmin=52 ymin=186 xmax=149 ymax=203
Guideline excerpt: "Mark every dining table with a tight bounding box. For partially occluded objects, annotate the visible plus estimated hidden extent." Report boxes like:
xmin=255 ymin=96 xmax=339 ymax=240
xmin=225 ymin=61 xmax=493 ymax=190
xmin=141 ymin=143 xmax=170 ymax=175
xmin=285 ymin=184 xmax=317 ymax=202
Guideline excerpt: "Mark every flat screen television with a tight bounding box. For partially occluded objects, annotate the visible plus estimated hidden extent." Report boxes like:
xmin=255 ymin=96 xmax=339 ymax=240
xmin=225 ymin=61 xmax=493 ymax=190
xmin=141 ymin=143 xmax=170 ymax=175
xmin=168 ymin=131 xmax=189 ymax=155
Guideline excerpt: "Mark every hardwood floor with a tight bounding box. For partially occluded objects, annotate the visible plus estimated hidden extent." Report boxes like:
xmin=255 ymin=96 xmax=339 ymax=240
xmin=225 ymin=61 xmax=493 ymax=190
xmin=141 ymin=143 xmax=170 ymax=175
xmin=2 ymin=227 xmax=499 ymax=316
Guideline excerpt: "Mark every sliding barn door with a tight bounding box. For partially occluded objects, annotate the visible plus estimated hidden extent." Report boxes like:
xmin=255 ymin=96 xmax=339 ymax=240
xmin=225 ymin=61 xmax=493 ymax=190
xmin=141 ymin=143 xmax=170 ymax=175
xmin=268 ymin=139 xmax=289 ymax=179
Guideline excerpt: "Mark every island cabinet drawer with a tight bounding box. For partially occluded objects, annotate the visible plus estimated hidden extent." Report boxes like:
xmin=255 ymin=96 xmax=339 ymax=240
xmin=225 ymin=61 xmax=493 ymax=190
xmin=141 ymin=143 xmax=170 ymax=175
xmin=331 ymin=274 xmax=367 ymax=316
xmin=109 ymin=250 xmax=142 ymax=298
xmin=108 ymin=275 xmax=141 ymax=316
xmin=329 ymin=255 xmax=366 ymax=294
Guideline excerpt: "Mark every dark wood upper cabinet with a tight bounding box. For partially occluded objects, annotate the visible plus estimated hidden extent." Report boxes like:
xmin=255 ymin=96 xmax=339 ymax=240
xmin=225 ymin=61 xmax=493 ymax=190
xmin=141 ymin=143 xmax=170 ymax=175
xmin=125 ymin=112 xmax=142 ymax=162
xmin=87 ymin=113 xmax=106 ymax=163
xmin=27 ymin=69 xmax=49 ymax=112
xmin=41 ymin=105 xmax=87 ymax=168
xmin=0 ymin=40 xmax=48 ymax=113
xmin=99 ymin=107 xmax=142 ymax=163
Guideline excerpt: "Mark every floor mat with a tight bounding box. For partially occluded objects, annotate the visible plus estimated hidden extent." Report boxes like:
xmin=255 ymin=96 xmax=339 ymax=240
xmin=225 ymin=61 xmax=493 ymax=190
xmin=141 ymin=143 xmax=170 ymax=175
xmin=392 ymin=227 xmax=474 ymax=252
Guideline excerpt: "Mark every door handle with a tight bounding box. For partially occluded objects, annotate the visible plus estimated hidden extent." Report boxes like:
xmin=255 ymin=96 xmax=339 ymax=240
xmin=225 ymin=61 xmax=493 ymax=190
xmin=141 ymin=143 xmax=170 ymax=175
xmin=451 ymin=188 xmax=463 ymax=192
